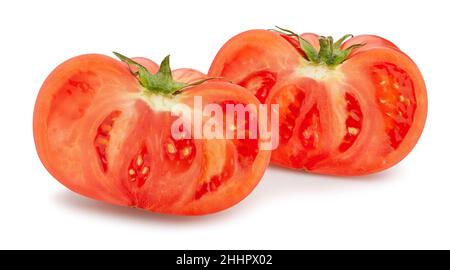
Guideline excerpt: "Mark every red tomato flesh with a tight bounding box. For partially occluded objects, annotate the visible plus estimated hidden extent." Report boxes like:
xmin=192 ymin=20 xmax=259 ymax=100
xmin=34 ymin=54 xmax=271 ymax=215
xmin=209 ymin=29 xmax=427 ymax=175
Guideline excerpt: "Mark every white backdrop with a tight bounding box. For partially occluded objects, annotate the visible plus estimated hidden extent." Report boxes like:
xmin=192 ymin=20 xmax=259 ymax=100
xmin=0 ymin=0 xmax=448 ymax=249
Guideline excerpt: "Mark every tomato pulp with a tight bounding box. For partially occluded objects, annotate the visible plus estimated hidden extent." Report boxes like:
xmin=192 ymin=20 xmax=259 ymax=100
xmin=34 ymin=53 xmax=271 ymax=215
xmin=209 ymin=28 xmax=427 ymax=175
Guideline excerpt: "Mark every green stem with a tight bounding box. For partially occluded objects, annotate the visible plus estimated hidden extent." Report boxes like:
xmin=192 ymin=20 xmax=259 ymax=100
xmin=114 ymin=52 xmax=214 ymax=95
xmin=272 ymin=26 xmax=365 ymax=67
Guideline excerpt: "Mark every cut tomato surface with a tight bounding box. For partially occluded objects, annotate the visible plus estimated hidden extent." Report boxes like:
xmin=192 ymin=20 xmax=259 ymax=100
xmin=34 ymin=54 xmax=271 ymax=215
xmin=209 ymin=29 xmax=427 ymax=175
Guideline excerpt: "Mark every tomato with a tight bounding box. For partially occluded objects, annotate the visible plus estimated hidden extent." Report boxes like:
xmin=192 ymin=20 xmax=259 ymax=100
xmin=34 ymin=53 xmax=271 ymax=215
xmin=209 ymin=28 xmax=427 ymax=175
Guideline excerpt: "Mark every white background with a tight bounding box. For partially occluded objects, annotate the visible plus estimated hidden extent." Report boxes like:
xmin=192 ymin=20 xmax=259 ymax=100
xmin=0 ymin=0 xmax=448 ymax=249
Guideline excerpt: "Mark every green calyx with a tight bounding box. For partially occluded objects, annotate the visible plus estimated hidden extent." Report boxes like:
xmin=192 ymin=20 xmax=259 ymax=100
xmin=273 ymin=26 xmax=365 ymax=67
xmin=114 ymin=52 xmax=212 ymax=95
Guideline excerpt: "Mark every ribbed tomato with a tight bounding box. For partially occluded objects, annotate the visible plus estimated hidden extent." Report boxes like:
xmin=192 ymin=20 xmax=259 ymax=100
xmin=34 ymin=53 xmax=270 ymax=215
xmin=209 ymin=28 xmax=427 ymax=175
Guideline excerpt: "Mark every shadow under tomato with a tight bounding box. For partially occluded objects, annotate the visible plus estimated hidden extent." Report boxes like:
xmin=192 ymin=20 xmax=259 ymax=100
xmin=53 ymin=164 xmax=402 ymax=223
xmin=267 ymin=163 xmax=403 ymax=181
xmin=52 ymin=191 xmax=238 ymax=224
xmin=244 ymin=163 xmax=403 ymax=206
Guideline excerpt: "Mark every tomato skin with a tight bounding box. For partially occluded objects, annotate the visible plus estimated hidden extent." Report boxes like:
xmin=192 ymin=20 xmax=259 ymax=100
xmin=34 ymin=54 xmax=271 ymax=215
xmin=208 ymin=30 xmax=300 ymax=84
xmin=341 ymin=35 xmax=399 ymax=55
xmin=130 ymin=57 xmax=159 ymax=73
xmin=209 ymin=29 xmax=427 ymax=175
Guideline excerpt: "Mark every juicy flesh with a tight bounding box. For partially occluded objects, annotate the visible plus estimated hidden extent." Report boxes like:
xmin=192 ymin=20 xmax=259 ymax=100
xmin=277 ymin=87 xmax=305 ymax=143
xmin=238 ymin=70 xmax=277 ymax=103
xmin=91 ymin=98 xmax=261 ymax=202
xmin=338 ymin=92 xmax=363 ymax=152
xmin=298 ymin=104 xmax=321 ymax=150
xmin=163 ymin=129 xmax=197 ymax=169
xmin=195 ymin=146 xmax=234 ymax=200
xmin=271 ymin=61 xmax=414 ymax=170
xmin=94 ymin=111 xmax=122 ymax=172
xmin=49 ymin=72 xmax=99 ymax=122
xmin=195 ymin=100 xmax=259 ymax=200
xmin=371 ymin=62 xmax=416 ymax=150
xmin=128 ymin=145 xmax=151 ymax=187
xmin=221 ymin=100 xmax=259 ymax=166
